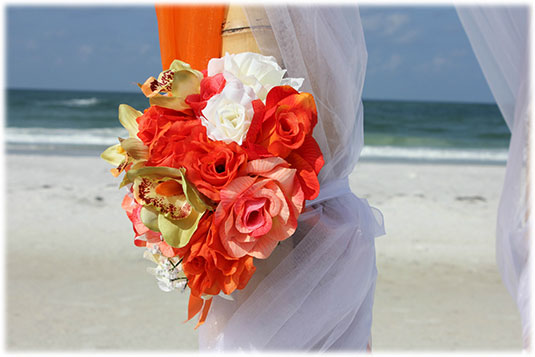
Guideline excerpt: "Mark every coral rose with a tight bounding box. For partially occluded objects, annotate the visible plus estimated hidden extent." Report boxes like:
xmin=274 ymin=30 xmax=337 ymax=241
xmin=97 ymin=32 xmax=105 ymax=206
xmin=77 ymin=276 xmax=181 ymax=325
xmin=214 ymin=156 xmax=304 ymax=259
xmin=180 ymin=212 xmax=256 ymax=297
xmin=181 ymin=139 xmax=248 ymax=202
xmin=246 ymin=86 xmax=324 ymax=200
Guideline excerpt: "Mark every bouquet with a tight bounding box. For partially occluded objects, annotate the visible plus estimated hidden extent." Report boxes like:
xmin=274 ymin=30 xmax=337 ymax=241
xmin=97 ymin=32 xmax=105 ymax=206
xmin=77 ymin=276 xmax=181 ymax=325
xmin=101 ymin=52 xmax=324 ymax=327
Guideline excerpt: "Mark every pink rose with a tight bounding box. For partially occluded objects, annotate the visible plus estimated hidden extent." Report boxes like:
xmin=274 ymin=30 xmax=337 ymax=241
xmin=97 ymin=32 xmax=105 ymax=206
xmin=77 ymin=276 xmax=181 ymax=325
xmin=214 ymin=157 xmax=304 ymax=259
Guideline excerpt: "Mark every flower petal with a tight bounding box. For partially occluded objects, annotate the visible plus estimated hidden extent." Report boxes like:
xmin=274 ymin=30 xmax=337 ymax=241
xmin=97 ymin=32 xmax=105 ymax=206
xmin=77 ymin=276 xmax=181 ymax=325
xmin=265 ymin=85 xmax=298 ymax=109
xmin=195 ymin=297 xmax=213 ymax=329
xmin=295 ymin=135 xmax=324 ymax=175
xmin=287 ymin=151 xmax=321 ymax=201
xmin=158 ymin=210 xmax=203 ymax=248
xmin=120 ymin=137 xmax=149 ymax=160
xmin=100 ymin=143 xmax=124 ymax=167
xmin=249 ymin=235 xmax=278 ymax=259
xmin=149 ymin=95 xmax=190 ymax=112
xmin=244 ymin=99 xmax=266 ymax=144
xmin=118 ymin=104 xmax=142 ymax=138
xmin=140 ymin=206 xmax=160 ymax=232
xmin=186 ymin=294 xmax=204 ymax=322
xmin=246 ymin=156 xmax=287 ymax=176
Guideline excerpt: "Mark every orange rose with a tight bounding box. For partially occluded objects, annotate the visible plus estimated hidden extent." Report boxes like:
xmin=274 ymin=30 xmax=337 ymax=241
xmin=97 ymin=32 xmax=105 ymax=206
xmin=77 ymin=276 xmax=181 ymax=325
xmin=247 ymin=85 xmax=317 ymax=158
xmin=136 ymin=105 xmax=195 ymax=147
xmin=136 ymin=105 xmax=207 ymax=168
xmin=181 ymin=212 xmax=256 ymax=297
xmin=246 ymin=86 xmax=324 ymax=200
xmin=181 ymin=139 xmax=248 ymax=202
xmin=148 ymin=123 xmax=207 ymax=168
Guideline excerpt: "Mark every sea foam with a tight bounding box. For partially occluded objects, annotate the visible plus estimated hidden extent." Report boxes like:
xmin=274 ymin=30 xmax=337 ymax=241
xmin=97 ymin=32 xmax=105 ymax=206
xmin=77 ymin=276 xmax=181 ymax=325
xmin=5 ymin=127 xmax=508 ymax=164
xmin=5 ymin=127 xmax=127 ymax=146
xmin=360 ymin=145 xmax=508 ymax=164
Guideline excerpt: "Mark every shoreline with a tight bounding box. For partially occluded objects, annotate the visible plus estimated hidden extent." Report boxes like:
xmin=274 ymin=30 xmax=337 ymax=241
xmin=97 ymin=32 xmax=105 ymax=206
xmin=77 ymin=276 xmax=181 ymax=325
xmin=6 ymin=144 xmax=509 ymax=167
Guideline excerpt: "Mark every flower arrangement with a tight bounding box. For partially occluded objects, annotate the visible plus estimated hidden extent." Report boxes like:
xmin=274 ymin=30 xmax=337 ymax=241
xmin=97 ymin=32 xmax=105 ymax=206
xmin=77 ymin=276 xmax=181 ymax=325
xmin=101 ymin=52 xmax=324 ymax=327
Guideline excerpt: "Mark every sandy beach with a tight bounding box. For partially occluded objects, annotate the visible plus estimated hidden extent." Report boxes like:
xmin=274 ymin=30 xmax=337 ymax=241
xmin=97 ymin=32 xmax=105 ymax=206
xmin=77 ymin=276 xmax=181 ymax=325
xmin=6 ymin=151 xmax=522 ymax=351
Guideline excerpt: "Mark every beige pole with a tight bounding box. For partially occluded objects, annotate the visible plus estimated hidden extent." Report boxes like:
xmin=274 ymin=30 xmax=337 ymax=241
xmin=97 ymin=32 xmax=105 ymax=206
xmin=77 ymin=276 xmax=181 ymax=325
xmin=221 ymin=5 xmax=261 ymax=55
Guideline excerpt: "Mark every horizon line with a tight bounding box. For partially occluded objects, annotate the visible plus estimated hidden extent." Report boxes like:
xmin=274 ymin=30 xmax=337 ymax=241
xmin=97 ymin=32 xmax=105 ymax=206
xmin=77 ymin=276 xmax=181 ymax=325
xmin=6 ymin=87 xmax=497 ymax=105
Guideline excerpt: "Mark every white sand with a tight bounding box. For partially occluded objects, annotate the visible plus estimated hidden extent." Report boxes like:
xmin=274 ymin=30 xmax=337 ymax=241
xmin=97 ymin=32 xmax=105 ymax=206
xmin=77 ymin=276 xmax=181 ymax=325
xmin=6 ymin=152 xmax=522 ymax=351
xmin=352 ymin=162 xmax=522 ymax=351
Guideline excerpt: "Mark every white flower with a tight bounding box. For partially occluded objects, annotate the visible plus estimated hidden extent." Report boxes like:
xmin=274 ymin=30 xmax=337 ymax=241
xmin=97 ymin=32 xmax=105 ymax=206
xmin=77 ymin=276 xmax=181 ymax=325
xmin=201 ymin=74 xmax=256 ymax=145
xmin=144 ymin=248 xmax=187 ymax=293
xmin=208 ymin=52 xmax=304 ymax=101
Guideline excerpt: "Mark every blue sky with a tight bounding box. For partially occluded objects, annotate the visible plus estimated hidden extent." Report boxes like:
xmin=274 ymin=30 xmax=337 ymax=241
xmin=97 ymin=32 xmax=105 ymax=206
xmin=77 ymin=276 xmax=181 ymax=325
xmin=360 ymin=6 xmax=493 ymax=103
xmin=6 ymin=6 xmax=494 ymax=103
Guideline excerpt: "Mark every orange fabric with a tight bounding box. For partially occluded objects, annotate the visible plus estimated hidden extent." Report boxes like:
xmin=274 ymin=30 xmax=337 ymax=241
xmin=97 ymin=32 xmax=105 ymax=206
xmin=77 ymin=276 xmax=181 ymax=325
xmin=155 ymin=5 xmax=227 ymax=71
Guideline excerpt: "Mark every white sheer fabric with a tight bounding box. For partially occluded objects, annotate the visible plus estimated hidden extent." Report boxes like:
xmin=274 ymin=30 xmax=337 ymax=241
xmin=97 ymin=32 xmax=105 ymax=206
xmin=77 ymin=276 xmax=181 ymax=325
xmin=456 ymin=6 xmax=532 ymax=348
xmin=198 ymin=5 xmax=385 ymax=351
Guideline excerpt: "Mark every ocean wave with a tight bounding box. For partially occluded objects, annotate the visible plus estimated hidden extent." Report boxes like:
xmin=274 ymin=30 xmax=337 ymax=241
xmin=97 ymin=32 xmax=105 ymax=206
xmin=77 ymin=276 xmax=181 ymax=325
xmin=5 ymin=127 xmax=128 ymax=146
xmin=37 ymin=97 xmax=101 ymax=107
xmin=360 ymin=145 xmax=508 ymax=163
xmin=5 ymin=128 xmax=509 ymax=163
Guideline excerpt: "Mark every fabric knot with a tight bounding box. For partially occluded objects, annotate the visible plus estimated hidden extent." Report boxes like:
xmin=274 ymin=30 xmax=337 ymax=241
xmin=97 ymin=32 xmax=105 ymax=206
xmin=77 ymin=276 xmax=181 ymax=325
xmin=306 ymin=177 xmax=352 ymax=206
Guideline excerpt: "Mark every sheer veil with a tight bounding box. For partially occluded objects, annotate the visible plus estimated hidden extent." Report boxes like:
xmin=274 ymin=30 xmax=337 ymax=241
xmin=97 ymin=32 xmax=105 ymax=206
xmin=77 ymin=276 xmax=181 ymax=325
xmin=194 ymin=4 xmax=531 ymax=350
xmin=198 ymin=5 xmax=385 ymax=351
xmin=457 ymin=6 xmax=532 ymax=347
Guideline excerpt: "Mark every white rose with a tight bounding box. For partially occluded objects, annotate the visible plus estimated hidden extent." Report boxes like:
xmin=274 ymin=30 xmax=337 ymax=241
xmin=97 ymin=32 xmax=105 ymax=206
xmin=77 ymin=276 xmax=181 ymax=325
xmin=207 ymin=52 xmax=304 ymax=101
xmin=200 ymin=74 xmax=256 ymax=145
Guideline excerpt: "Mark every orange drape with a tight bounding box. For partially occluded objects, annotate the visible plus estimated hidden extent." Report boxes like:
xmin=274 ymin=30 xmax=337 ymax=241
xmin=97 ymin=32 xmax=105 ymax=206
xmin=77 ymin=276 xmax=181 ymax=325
xmin=155 ymin=5 xmax=227 ymax=71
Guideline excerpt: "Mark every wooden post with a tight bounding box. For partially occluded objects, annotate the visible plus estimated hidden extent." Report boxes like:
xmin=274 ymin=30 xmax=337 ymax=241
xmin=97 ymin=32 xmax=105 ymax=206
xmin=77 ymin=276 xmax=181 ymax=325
xmin=221 ymin=5 xmax=262 ymax=55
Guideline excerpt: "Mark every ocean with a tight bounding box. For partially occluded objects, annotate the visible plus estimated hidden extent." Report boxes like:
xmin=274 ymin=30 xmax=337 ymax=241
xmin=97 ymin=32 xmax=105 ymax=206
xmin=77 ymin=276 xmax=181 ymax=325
xmin=6 ymin=89 xmax=510 ymax=164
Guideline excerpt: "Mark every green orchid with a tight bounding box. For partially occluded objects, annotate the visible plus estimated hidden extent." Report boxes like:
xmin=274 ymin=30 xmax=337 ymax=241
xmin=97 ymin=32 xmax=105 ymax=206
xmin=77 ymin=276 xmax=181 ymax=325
xmin=100 ymin=104 xmax=148 ymax=184
xmin=139 ymin=59 xmax=203 ymax=111
xmin=127 ymin=166 xmax=211 ymax=248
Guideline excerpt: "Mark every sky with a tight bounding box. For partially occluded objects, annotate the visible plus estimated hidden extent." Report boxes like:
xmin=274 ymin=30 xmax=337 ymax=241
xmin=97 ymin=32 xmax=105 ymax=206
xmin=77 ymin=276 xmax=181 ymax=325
xmin=6 ymin=6 xmax=495 ymax=103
